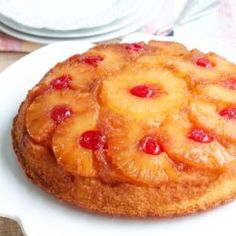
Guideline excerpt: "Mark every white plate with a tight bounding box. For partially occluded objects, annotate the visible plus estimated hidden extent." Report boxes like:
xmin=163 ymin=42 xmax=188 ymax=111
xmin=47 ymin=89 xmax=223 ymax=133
xmin=1 ymin=33 xmax=236 ymax=236
xmin=0 ymin=0 xmax=150 ymax=38
xmin=0 ymin=0 xmax=144 ymax=30
xmin=0 ymin=0 xmax=161 ymax=44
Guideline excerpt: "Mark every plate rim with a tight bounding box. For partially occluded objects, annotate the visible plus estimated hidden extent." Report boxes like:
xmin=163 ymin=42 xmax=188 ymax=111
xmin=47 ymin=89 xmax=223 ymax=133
xmin=0 ymin=0 xmax=145 ymax=30
xmin=0 ymin=1 xmax=151 ymax=38
xmin=0 ymin=0 xmax=162 ymax=44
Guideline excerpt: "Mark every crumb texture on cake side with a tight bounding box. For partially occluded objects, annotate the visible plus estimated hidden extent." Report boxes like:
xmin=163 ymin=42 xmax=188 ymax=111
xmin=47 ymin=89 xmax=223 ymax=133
xmin=12 ymin=41 xmax=236 ymax=217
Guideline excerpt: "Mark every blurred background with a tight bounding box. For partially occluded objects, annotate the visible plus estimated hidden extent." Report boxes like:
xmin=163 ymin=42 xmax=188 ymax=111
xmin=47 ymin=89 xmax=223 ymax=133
xmin=0 ymin=0 xmax=236 ymax=71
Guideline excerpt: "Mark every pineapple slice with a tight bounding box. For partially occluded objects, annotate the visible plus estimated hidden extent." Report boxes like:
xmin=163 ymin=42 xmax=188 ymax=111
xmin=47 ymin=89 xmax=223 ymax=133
xmin=106 ymin=121 xmax=179 ymax=186
xmin=168 ymin=51 xmax=236 ymax=85
xmin=148 ymin=40 xmax=188 ymax=56
xmin=190 ymin=99 xmax=236 ymax=144
xmin=136 ymin=41 xmax=188 ymax=68
xmin=26 ymin=90 xmax=95 ymax=143
xmin=100 ymin=66 xmax=188 ymax=121
xmin=208 ymin=52 xmax=236 ymax=74
xmin=43 ymin=60 xmax=99 ymax=93
xmin=82 ymin=44 xmax=130 ymax=74
xmin=195 ymin=83 xmax=236 ymax=105
xmin=93 ymin=108 xmax=133 ymax=183
xmin=223 ymin=142 xmax=236 ymax=157
xmin=136 ymin=53 xmax=177 ymax=69
xmin=171 ymin=59 xmax=218 ymax=84
xmin=160 ymin=111 xmax=234 ymax=169
xmin=52 ymin=110 xmax=100 ymax=177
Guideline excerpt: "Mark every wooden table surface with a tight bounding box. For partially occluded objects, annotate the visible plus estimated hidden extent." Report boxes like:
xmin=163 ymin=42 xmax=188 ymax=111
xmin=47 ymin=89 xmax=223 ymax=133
xmin=0 ymin=52 xmax=27 ymax=236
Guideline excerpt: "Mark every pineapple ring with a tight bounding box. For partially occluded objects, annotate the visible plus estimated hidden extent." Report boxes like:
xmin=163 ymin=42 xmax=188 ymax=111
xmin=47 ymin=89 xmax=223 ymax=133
xmin=136 ymin=53 xmax=177 ymax=69
xmin=160 ymin=111 xmax=234 ymax=169
xmin=100 ymin=66 xmax=188 ymax=121
xmin=208 ymin=52 xmax=236 ymax=74
xmin=107 ymin=122 xmax=179 ymax=186
xmin=26 ymin=90 xmax=96 ymax=143
xmin=136 ymin=41 xmax=188 ymax=67
xmin=190 ymin=99 xmax=236 ymax=144
xmin=169 ymin=52 xmax=236 ymax=84
xmin=52 ymin=111 xmax=99 ymax=177
xmin=82 ymin=44 xmax=130 ymax=74
xmin=195 ymin=83 xmax=236 ymax=105
xmin=43 ymin=60 xmax=98 ymax=93
xmin=148 ymin=40 xmax=189 ymax=56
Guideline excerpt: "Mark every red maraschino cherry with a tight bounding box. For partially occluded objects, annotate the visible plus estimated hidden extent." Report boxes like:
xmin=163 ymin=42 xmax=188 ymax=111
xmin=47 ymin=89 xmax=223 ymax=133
xmin=188 ymin=128 xmax=213 ymax=143
xmin=139 ymin=136 xmax=163 ymax=155
xmin=79 ymin=130 xmax=106 ymax=151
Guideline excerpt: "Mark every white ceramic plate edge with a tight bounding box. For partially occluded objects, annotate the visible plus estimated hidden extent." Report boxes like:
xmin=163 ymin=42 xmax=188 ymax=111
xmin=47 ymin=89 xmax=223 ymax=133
xmin=0 ymin=0 xmax=145 ymax=30
xmin=0 ymin=2 xmax=149 ymax=38
xmin=0 ymin=0 xmax=163 ymax=44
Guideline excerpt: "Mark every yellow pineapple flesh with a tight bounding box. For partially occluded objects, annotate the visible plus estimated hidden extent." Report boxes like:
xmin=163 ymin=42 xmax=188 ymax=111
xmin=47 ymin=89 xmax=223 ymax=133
xmin=160 ymin=111 xmax=234 ymax=169
xmin=148 ymin=40 xmax=189 ymax=56
xmin=82 ymin=44 xmax=130 ymax=74
xmin=100 ymin=65 xmax=188 ymax=122
xmin=52 ymin=110 xmax=99 ymax=177
xmin=136 ymin=41 xmax=188 ymax=68
xmin=208 ymin=52 xmax=236 ymax=74
xmin=105 ymin=120 xmax=179 ymax=186
xmin=43 ymin=60 xmax=99 ymax=93
xmin=190 ymin=98 xmax=236 ymax=144
xmin=195 ymin=83 xmax=236 ymax=105
xmin=167 ymin=51 xmax=236 ymax=85
xmin=26 ymin=90 xmax=95 ymax=143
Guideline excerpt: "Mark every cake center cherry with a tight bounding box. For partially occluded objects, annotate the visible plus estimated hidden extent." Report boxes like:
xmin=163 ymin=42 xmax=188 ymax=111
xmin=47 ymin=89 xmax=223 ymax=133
xmin=79 ymin=130 xmax=106 ymax=151
xmin=50 ymin=105 xmax=72 ymax=124
xmin=81 ymin=55 xmax=103 ymax=67
xmin=50 ymin=75 xmax=71 ymax=90
xmin=196 ymin=58 xmax=212 ymax=68
xmin=219 ymin=107 xmax=236 ymax=120
xmin=139 ymin=136 xmax=163 ymax=155
xmin=130 ymin=85 xmax=156 ymax=98
xmin=188 ymin=128 xmax=213 ymax=143
xmin=125 ymin=43 xmax=144 ymax=52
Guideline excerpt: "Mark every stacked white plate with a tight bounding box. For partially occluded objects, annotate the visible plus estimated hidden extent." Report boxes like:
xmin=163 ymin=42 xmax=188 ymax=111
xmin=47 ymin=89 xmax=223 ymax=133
xmin=0 ymin=0 xmax=164 ymax=44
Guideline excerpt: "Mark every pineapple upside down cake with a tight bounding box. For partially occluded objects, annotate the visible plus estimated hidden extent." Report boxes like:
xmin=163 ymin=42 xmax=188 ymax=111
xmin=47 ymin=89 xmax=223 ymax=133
xmin=12 ymin=40 xmax=236 ymax=217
